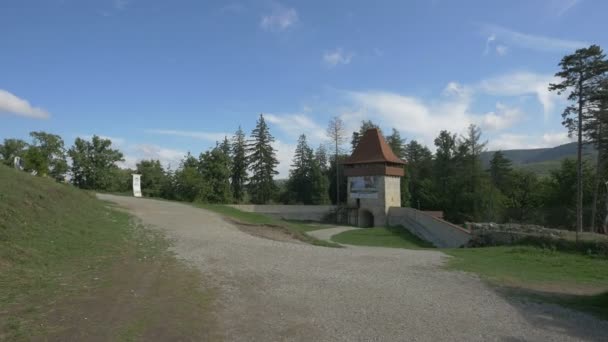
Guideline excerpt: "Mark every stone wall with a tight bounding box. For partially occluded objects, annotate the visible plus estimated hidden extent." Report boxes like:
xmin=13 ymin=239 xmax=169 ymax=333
xmin=228 ymin=204 xmax=335 ymax=222
xmin=467 ymin=222 xmax=570 ymax=246
xmin=388 ymin=207 xmax=471 ymax=248
xmin=466 ymin=222 xmax=608 ymax=256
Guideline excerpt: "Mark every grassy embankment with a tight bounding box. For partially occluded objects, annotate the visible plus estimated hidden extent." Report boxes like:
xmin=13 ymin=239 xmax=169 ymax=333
xmin=197 ymin=204 xmax=341 ymax=247
xmin=330 ymin=226 xmax=608 ymax=319
xmin=0 ymin=165 xmax=217 ymax=341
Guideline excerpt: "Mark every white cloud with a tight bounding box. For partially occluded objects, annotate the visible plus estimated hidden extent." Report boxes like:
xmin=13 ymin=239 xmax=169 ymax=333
xmin=487 ymin=132 xmax=574 ymax=150
xmin=337 ymin=74 xmax=555 ymax=148
xmin=552 ymin=0 xmax=581 ymax=17
xmin=323 ymin=48 xmax=353 ymax=67
xmin=495 ymin=45 xmax=508 ymax=56
xmin=443 ymin=81 xmax=472 ymax=98
xmin=0 ymin=89 xmax=50 ymax=119
xmin=482 ymin=24 xmax=588 ymax=52
xmin=541 ymin=131 xmax=573 ymax=146
xmin=114 ymin=0 xmax=129 ymax=10
xmin=481 ymin=103 xmax=523 ymax=131
xmin=119 ymin=144 xmax=186 ymax=170
xmin=344 ymin=89 xmax=473 ymax=147
xmin=265 ymin=113 xmax=327 ymax=143
xmin=483 ymin=34 xmax=496 ymax=55
xmin=477 ymin=71 xmax=562 ymax=117
xmin=273 ymin=140 xmax=295 ymax=178
xmin=260 ymin=6 xmax=298 ymax=31
xmin=146 ymin=129 xmax=229 ymax=142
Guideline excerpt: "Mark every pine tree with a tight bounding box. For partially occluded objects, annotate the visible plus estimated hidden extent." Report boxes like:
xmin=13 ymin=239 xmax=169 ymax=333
xmin=488 ymin=151 xmax=513 ymax=193
xmin=287 ymin=135 xmax=313 ymax=204
xmin=247 ymin=114 xmax=279 ymax=204
xmin=587 ymin=82 xmax=608 ymax=232
xmin=314 ymin=144 xmax=329 ymax=172
xmin=504 ymin=169 xmax=540 ymax=222
xmin=386 ymin=128 xmax=405 ymax=159
xmin=285 ymin=135 xmax=330 ymax=205
xmin=433 ymin=130 xmax=457 ymax=201
xmin=404 ymin=140 xmax=435 ymax=209
xmin=455 ymin=125 xmax=492 ymax=221
xmin=231 ymin=127 xmax=248 ymax=203
xmin=549 ymin=45 xmax=608 ymax=233
xmin=310 ymin=159 xmax=330 ymax=204
xmin=220 ymin=136 xmax=231 ymax=163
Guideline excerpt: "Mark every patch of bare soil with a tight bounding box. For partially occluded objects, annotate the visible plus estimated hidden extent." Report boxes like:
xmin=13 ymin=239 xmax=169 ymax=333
xmin=33 ymin=249 xmax=220 ymax=341
xmin=499 ymin=279 xmax=608 ymax=296
xmin=225 ymin=218 xmax=305 ymax=244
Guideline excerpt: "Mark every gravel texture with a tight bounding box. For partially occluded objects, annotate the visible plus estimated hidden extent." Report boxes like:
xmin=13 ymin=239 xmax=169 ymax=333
xmin=98 ymin=194 xmax=608 ymax=342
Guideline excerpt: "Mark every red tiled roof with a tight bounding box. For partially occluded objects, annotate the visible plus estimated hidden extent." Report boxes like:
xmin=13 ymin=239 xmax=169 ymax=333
xmin=343 ymin=128 xmax=405 ymax=165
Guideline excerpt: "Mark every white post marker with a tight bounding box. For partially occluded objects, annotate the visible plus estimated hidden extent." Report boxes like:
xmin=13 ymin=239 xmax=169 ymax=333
xmin=13 ymin=156 xmax=22 ymax=170
xmin=132 ymin=174 xmax=142 ymax=198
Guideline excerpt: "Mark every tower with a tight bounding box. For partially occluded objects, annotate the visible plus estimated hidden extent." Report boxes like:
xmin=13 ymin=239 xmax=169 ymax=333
xmin=342 ymin=128 xmax=405 ymax=227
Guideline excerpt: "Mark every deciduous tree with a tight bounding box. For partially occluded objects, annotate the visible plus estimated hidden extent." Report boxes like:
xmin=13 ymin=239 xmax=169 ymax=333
xmin=327 ymin=116 xmax=347 ymax=205
xmin=0 ymin=138 xmax=28 ymax=166
xmin=29 ymin=131 xmax=68 ymax=181
xmin=68 ymin=135 xmax=124 ymax=190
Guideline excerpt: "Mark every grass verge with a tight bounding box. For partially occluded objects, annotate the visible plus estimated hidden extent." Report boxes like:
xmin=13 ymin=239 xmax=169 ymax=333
xmin=196 ymin=204 xmax=342 ymax=247
xmin=331 ymin=226 xmax=434 ymax=249
xmin=0 ymin=165 xmax=217 ymax=341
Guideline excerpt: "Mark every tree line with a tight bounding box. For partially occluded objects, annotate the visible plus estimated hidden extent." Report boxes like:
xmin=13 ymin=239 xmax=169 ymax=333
xmin=1 ymin=45 xmax=607 ymax=232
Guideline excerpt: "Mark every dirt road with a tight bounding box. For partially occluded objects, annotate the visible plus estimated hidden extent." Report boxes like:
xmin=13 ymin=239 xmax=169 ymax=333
xmin=98 ymin=194 xmax=608 ymax=341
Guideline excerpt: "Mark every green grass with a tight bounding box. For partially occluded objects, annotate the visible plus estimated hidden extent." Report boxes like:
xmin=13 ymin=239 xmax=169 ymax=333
xmin=0 ymin=165 xmax=215 ymax=340
xmin=331 ymin=226 xmax=435 ymax=249
xmin=443 ymin=246 xmax=608 ymax=285
xmin=196 ymin=204 xmax=341 ymax=247
xmin=0 ymin=167 xmax=134 ymax=321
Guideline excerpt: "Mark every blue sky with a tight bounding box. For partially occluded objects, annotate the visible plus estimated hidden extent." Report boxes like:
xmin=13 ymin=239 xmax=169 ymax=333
xmin=2 ymin=0 xmax=607 ymax=177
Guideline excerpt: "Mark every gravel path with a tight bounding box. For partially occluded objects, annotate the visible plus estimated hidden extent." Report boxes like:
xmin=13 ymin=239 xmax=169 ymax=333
xmin=98 ymin=194 xmax=608 ymax=342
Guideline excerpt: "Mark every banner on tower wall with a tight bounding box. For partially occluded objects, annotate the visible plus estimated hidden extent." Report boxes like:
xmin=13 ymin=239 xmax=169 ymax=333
xmin=132 ymin=174 xmax=142 ymax=198
xmin=349 ymin=176 xmax=378 ymax=199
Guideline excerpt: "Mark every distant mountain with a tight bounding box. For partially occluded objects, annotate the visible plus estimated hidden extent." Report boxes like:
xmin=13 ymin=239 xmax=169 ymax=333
xmin=481 ymin=142 xmax=597 ymax=176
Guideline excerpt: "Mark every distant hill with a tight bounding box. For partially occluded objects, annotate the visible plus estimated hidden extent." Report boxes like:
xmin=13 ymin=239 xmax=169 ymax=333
xmin=481 ymin=142 xmax=597 ymax=176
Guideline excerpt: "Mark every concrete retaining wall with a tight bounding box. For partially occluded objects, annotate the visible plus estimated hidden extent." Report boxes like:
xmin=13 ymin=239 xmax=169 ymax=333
xmin=388 ymin=207 xmax=471 ymax=248
xmin=228 ymin=205 xmax=336 ymax=222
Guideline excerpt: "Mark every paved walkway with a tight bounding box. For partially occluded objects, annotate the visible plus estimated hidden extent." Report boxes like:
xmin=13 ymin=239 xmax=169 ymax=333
xmin=98 ymin=194 xmax=608 ymax=342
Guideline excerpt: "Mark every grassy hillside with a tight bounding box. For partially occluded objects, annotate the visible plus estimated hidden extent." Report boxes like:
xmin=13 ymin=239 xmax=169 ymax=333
xmin=481 ymin=142 xmax=598 ymax=176
xmin=0 ymin=165 xmax=215 ymax=340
